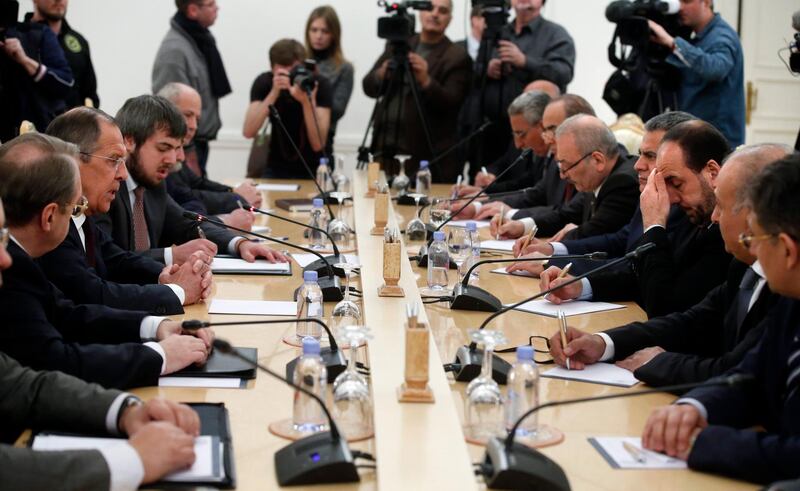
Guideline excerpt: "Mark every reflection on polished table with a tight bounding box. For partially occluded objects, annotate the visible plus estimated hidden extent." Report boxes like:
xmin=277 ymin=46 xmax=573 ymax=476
xmin=102 ymin=175 xmax=756 ymax=489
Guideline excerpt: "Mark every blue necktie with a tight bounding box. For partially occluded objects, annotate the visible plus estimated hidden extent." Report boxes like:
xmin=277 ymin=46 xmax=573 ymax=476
xmin=786 ymin=335 xmax=800 ymax=400
xmin=735 ymin=267 xmax=759 ymax=335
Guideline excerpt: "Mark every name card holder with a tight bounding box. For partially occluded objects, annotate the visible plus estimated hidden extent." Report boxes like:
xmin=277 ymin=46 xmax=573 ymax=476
xmin=378 ymin=241 xmax=404 ymax=297
xmin=397 ymin=305 xmax=434 ymax=403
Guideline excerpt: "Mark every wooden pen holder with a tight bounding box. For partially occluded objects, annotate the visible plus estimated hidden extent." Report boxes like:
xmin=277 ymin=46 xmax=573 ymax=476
xmin=378 ymin=242 xmax=404 ymax=297
xmin=370 ymin=191 xmax=389 ymax=235
xmin=366 ymin=162 xmax=380 ymax=197
xmin=397 ymin=319 xmax=434 ymax=403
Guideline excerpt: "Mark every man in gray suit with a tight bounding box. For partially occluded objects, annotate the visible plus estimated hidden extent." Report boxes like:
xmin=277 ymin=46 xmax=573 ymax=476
xmin=0 ymin=196 xmax=200 ymax=491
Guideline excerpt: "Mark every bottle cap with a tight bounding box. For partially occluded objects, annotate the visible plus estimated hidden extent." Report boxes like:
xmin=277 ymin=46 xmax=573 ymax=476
xmin=419 ymin=160 xmax=429 ymax=169
xmin=466 ymin=222 xmax=477 ymax=232
xmin=302 ymin=336 xmax=321 ymax=355
xmin=516 ymin=345 xmax=534 ymax=362
xmin=433 ymin=231 xmax=445 ymax=241
xmin=303 ymin=270 xmax=318 ymax=282
xmin=319 ymin=157 xmax=329 ymax=166
xmin=312 ymin=198 xmax=323 ymax=208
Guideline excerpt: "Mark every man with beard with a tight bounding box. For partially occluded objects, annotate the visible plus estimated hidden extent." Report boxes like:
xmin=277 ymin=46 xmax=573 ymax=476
xmin=96 ymin=95 xmax=286 ymax=266
xmin=539 ymin=120 xmax=732 ymax=318
xmin=26 ymin=0 xmax=99 ymax=109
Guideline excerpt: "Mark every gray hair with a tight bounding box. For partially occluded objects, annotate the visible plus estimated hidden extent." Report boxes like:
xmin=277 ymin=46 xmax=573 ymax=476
xmin=644 ymin=111 xmax=696 ymax=133
xmin=747 ymin=153 xmax=800 ymax=241
xmin=0 ymin=134 xmax=79 ymax=227
xmin=156 ymin=82 xmax=194 ymax=104
xmin=507 ymin=90 xmax=551 ymax=125
xmin=555 ymin=114 xmax=619 ymax=158
xmin=724 ymin=143 xmax=795 ymax=210
xmin=45 ymin=107 xmax=117 ymax=161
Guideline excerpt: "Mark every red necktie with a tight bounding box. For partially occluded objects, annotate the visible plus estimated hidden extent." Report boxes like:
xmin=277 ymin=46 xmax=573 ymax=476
xmin=133 ymin=187 xmax=150 ymax=251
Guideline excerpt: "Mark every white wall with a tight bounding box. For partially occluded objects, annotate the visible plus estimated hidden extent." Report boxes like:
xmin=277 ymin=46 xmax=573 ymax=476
xmin=17 ymin=0 xmax=638 ymax=179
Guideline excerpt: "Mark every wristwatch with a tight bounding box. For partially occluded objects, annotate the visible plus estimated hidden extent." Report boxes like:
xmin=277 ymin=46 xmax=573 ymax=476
xmin=116 ymin=395 xmax=143 ymax=434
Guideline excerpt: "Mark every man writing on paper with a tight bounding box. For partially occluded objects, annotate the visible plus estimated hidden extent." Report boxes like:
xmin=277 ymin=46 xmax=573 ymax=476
xmin=0 ymin=196 xmax=200 ymax=490
xmin=640 ymin=153 xmax=800 ymax=484
xmin=38 ymin=107 xmax=211 ymax=315
xmin=96 ymin=95 xmax=286 ymax=265
xmin=538 ymin=120 xmax=732 ymax=317
xmin=0 ymin=133 xmax=214 ymax=389
xmin=548 ymin=144 xmax=792 ymax=386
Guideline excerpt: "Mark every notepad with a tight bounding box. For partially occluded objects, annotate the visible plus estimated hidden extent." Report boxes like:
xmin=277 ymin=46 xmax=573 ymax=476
xmin=250 ymin=225 xmax=272 ymax=234
xmin=256 ymin=183 xmax=300 ymax=192
xmin=448 ymin=220 xmax=491 ymax=229
xmin=512 ymin=299 xmax=626 ymax=317
xmin=491 ymin=267 xmax=535 ymax=277
xmin=588 ymin=437 xmax=687 ymax=469
xmin=541 ymin=363 xmax=639 ymax=387
xmin=481 ymin=239 xmax=516 ymax=252
xmin=159 ymin=377 xmax=245 ymax=388
xmin=289 ymin=253 xmax=359 ymax=269
xmin=32 ymin=434 xmax=227 ymax=482
xmin=208 ymin=299 xmax=297 ymax=316
xmin=211 ymin=257 xmax=291 ymax=274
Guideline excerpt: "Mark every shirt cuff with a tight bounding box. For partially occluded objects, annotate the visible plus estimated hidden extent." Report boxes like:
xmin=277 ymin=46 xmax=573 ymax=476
xmin=139 ymin=316 xmax=165 ymax=340
xmin=229 ymin=236 xmax=247 ymax=255
xmin=505 ymin=209 xmax=517 ymax=221
xmin=144 ymin=341 xmax=167 ymax=375
xmin=164 ymin=283 xmax=186 ymax=305
xmin=577 ymin=278 xmax=593 ymax=301
xmin=163 ymin=247 xmax=173 ymax=266
xmin=98 ymin=442 xmax=145 ymax=491
xmin=33 ymin=63 xmax=47 ymax=82
xmin=644 ymin=224 xmax=665 ymax=234
xmin=105 ymin=393 xmax=133 ymax=435
xmin=676 ymin=398 xmax=709 ymax=421
xmin=550 ymin=242 xmax=568 ymax=256
xmin=520 ymin=217 xmax=536 ymax=234
xmin=595 ymin=333 xmax=615 ymax=361
xmin=472 ymin=201 xmax=482 ymax=213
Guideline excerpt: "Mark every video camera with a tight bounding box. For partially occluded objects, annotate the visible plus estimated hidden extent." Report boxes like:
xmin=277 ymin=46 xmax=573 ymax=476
xmin=376 ymin=0 xmax=432 ymax=43
xmin=289 ymin=59 xmax=317 ymax=93
xmin=0 ymin=0 xmax=19 ymax=39
xmin=472 ymin=0 xmax=509 ymax=36
xmin=605 ymin=0 xmax=684 ymax=48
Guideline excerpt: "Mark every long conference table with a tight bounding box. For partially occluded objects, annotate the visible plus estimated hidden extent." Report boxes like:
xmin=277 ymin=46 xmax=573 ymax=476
xmin=120 ymin=172 xmax=755 ymax=490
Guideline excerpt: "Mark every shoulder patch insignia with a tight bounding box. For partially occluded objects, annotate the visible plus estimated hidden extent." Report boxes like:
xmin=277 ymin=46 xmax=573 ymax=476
xmin=64 ymin=34 xmax=82 ymax=53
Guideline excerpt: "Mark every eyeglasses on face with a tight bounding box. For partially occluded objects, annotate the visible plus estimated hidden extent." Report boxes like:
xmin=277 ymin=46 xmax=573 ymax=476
xmin=557 ymin=151 xmax=595 ymax=174
xmin=80 ymin=152 xmax=125 ymax=171
xmin=0 ymin=227 xmax=8 ymax=249
xmin=71 ymin=196 xmax=89 ymax=219
xmin=738 ymin=232 xmax=776 ymax=248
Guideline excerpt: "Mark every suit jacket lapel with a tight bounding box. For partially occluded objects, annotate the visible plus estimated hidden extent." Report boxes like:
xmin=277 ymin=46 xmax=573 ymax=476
xmin=117 ymin=181 xmax=136 ymax=251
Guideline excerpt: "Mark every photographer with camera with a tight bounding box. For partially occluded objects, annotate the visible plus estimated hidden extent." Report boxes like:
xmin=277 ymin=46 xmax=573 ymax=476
xmin=363 ymin=0 xmax=471 ymax=183
xmin=647 ymin=0 xmax=744 ymax=147
xmin=243 ymin=39 xmax=332 ymax=178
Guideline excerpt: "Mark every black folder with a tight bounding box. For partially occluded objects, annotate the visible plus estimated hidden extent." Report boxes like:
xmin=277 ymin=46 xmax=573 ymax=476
xmin=170 ymin=346 xmax=258 ymax=380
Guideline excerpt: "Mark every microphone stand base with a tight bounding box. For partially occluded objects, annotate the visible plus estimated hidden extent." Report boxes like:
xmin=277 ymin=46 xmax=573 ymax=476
xmin=295 ymin=276 xmax=344 ymax=302
xmin=274 ymin=431 xmax=360 ymax=486
xmin=416 ymin=245 xmax=459 ymax=270
xmin=303 ymin=255 xmax=346 ymax=278
xmin=312 ymin=192 xmax=339 ymax=205
xmin=481 ymin=437 xmax=569 ymax=491
xmin=396 ymin=193 xmax=429 ymax=207
xmin=453 ymin=345 xmax=512 ymax=385
xmin=449 ymin=283 xmax=502 ymax=312
xmin=286 ymin=346 xmax=348 ymax=384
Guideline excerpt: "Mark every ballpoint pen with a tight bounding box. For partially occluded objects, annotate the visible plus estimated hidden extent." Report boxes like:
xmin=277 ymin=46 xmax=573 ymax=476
xmin=496 ymin=204 xmax=504 ymax=240
xmin=197 ymin=226 xmax=206 ymax=240
xmin=481 ymin=166 xmax=488 ymax=176
xmin=622 ymin=441 xmax=647 ymax=464
xmin=451 ymin=175 xmax=462 ymax=200
xmin=558 ymin=310 xmax=570 ymax=370
xmin=518 ymin=224 xmax=538 ymax=257
xmin=558 ymin=262 xmax=573 ymax=279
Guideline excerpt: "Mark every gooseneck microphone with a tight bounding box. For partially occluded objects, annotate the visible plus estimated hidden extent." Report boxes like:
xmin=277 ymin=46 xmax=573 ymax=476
xmin=183 ymin=210 xmax=344 ymax=301
xmin=480 ymin=373 xmax=754 ymax=490
xmin=450 ymin=252 xmax=609 ymax=312
xmin=429 ymin=120 xmax=492 ymax=167
xmin=450 ymin=243 xmax=656 ymax=384
xmin=213 ymin=338 xmax=360 ymax=486
xmin=269 ymin=104 xmax=337 ymax=215
xmin=182 ymin=318 xmax=346 ymax=384
xmin=244 ymin=205 xmax=346 ymax=278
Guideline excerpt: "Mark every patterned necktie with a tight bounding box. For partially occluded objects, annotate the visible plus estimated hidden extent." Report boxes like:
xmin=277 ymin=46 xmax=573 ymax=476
xmin=786 ymin=334 xmax=800 ymax=400
xmin=81 ymin=219 xmax=96 ymax=268
xmin=735 ymin=267 xmax=759 ymax=334
xmin=562 ymin=182 xmax=575 ymax=203
xmin=132 ymin=186 xmax=150 ymax=252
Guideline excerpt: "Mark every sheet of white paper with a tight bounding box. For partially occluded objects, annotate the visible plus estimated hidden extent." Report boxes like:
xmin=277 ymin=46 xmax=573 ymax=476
xmin=211 ymin=257 xmax=290 ymax=273
xmin=208 ymin=299 xmax=297 ymax=316
xmin=159 ymin=377 xmax=243 ymax=388
xmin=542 ymin=363 xmax=639 ymax=387
xmin=256 ymin=183 xmax=300 ymax=192
xmin=481 ymin=239 xmax=516 ymax=252
xmin=512 ymin=299 xmax=625 ymax=317
xmin=447 ymin=220 xmax=491 ymax=229
xmin=250 ymin=225 xmax=272 ymax=233
xmin=589 ymin=436 xmax=687 ymax=469
xmin=289 ymin=253 xmax=359 ymax=269
xmin=32 ymin=435 xmax=224 ymax=481
xmin=491 ymin=267 xmax=535 ymax=277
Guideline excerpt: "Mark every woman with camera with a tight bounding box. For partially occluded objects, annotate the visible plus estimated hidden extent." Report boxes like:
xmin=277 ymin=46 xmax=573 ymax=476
xmin=305 ymin=5 xmax=354 ymax=158
xmin=243 ymin=38 xmax=332 ymax=178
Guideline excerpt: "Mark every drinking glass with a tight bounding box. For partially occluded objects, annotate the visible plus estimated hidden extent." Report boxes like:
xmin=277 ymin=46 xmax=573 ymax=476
xmin=327 ymin=191 xmax=353 ymax=250
xmin=331 ymin=261 xmax=362 ymax=341
xmin=332 ymin=325 xmax=373 ymax=439
xmin=405 ymin=193 xmax=427 ymax=243
xmin=464 ymin=329 xmax=507 ymax=443
xmin=429 ymin=197 xmax=451 ymax=228
xmin=391 ymin=154 xmax=411 ymax=194
xmin=447 ymin=226 xmax=472 ymax=282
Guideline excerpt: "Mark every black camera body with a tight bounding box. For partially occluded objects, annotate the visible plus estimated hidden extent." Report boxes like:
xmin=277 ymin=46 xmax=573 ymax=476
xmin=377 ymin=0 xmax=432 ymax=43
xmin=606 ymin=0 xmax=687 ymax=48
xmin=289 ymin=59 xmax=317 ymax=93
xmin=0 ymin=0 xmax=19 ymax=40
xmin=472 ymin=0 xmax=509 ymax=35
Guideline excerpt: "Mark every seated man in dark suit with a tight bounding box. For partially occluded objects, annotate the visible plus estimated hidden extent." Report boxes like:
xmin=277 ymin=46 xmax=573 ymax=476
xmin=95 ymin=95 xmax=286 ymax=265
xmin=38 ymin=107 xmax=211 ymax=315
xmin=540 ymin=120 xmax=733 ymax=317
xmin=0 ymin=133 xmax=213 ymax=389
xmin=548 ymin=144 xmax=793 ymax=386
xmin=641 ymin=153 xmax=800 ymax=484
xmin=158 ymin=82 xmax=261 ymax=232
xmin=0 ymin=201 xmax=199 ymax=490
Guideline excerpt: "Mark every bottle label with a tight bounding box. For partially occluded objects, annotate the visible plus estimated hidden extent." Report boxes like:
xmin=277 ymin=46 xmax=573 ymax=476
xmin=307 ymin=301 xmax=323 ymax=318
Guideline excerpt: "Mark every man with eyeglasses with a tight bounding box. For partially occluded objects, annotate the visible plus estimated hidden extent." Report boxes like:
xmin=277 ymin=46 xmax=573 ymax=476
xmin=37 ymin=107 xmax=211 ymax=316
xmin=152 ymin=0 xmax=229 ymax=173
xmin=639 ymin=153 xmax=800 ymax=485
xmin=0 ymin=133 xmax=215 ymax=389
xmin=0 ymin=195 xmax=206 ymax=491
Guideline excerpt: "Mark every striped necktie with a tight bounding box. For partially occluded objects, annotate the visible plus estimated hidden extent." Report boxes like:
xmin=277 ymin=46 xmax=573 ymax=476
xmin=133 ymin=186 xmax=150 ymax=251
xmin=786 ymin=334 xmax=800 ymax=400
